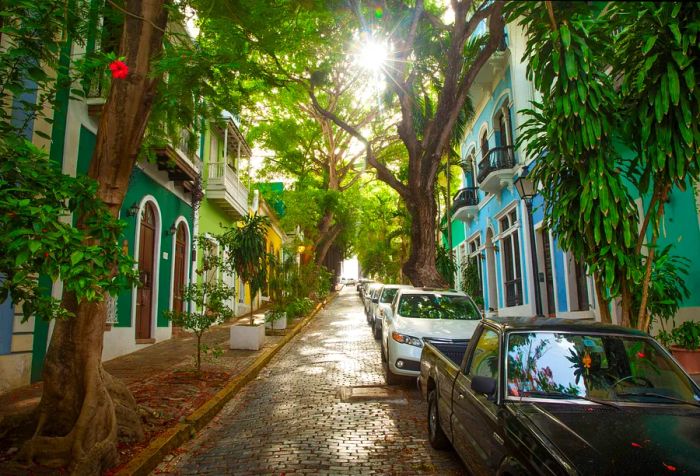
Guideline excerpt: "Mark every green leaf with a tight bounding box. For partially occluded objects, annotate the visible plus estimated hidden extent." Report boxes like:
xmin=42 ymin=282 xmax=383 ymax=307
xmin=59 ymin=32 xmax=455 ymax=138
xmin=15 ymin=252 xmax=29 ymax=267
xmin=565 ymin=50 xmax=577 ymax=79
xmin=669 ymin=23 xmax=681 ymax=45
xmin=683 ymin=66 xmax=695 ymax=92
xmin=667 ymin=63 xmax=680 ymax=105
xmin=70 ymin=251 xmax=83 ymax=265
xmin=28 ymin=241 xmax=41 ymax=253
xmin=642 ymin=35 xmax=657 ymax=55
xmin=560 ymin=24 xmax=571 ymax=49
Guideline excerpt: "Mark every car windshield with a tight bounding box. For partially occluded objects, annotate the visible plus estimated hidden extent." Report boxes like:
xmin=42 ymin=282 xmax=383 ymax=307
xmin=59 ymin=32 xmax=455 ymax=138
xmin=397 ymin=294 xmax=481 ymax=320
xmin=506 ymin=332 xmax=700 ymax=404
xmin=381 ymin=288 xmax=399 ymax=303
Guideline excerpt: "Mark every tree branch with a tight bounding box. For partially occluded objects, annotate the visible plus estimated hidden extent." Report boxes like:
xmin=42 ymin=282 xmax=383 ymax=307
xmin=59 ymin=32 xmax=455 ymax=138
xmin=309 ymin=87 xmax=410 ymax=200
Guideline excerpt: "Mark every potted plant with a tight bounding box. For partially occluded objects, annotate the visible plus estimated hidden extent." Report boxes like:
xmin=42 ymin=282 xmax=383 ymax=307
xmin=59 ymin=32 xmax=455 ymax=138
xmin=667 ymin=320 xmax=700 ymax=374
xmin=222 ymin=213 xmax=270 ymax=350
xmin=265 ymin=253 xmax=292 ymax=331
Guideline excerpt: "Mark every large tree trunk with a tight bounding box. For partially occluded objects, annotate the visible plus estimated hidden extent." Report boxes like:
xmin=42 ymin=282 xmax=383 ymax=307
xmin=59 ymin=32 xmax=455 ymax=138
xmin=20 ymin=1 xmax=168 ymax=473
xmin=403 ymin=187 xmax=446 ymax=287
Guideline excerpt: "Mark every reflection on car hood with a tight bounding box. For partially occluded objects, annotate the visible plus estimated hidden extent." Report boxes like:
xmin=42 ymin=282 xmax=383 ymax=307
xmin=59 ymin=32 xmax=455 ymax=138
xmin=394 ymin=316 xmax=480 ymax=340
xmin=518 ymin=402 xmax=700 ymax=475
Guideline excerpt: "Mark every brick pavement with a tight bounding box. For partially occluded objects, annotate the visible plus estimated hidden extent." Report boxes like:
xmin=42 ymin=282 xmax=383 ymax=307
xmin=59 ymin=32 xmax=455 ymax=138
xmin=154 ymin=289 xmax=466 ymax=475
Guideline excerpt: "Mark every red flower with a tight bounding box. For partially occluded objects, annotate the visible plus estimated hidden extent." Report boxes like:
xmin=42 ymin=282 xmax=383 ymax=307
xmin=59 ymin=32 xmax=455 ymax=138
xmin=109 ymin=60 xmax=129 ymax=79
xmin=636 ymin=352 xmax=645 ymax=358
xmin=663 ymin=463 xmax=677 ymax=472
xmin=631 ymin=442 xmax=642 ymax=448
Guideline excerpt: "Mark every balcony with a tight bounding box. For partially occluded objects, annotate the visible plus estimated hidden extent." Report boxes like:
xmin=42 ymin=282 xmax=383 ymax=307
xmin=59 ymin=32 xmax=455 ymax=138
xmin=477 ymin=146 xmax=516 ymax=194
xmin=470 ymin=26 xmax=510 ymax=100
xmin=153 ymin=130 xmax=201 ymax=195
xmin=206 ymin=162 xmax=249 ymax=217
xmin=451 ymin=187 xmax=479 ymax=222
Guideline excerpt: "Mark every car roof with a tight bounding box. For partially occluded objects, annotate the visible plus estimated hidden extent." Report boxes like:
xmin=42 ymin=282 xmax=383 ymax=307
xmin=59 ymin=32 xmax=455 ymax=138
xmin=484 ymin=316 xmax=647 ymax=336
xmin=380 ymin=284 xmax=413 ymax=290
xmin=367 ymin=282 xmax=383 ymax=289
xmin=397 ymin=287 xmax=467 ymax=297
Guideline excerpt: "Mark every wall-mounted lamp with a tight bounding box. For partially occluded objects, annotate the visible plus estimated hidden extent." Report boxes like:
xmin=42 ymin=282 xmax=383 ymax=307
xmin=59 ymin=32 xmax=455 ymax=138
xmin=166 ymin=223 xmax=178 ymax=236
xmin=127 ymin=202 xmax=140 ymax=217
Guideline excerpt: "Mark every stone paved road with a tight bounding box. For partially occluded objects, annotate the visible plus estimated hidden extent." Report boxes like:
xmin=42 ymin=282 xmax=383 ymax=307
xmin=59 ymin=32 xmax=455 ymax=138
xmin=155 ymin=288 xmax=466 ymax=475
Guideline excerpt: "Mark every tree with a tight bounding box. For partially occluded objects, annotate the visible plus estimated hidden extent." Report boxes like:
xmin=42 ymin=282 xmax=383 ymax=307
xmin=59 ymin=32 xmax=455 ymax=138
xmin=310 ymin=0 xmax=506 ymax=287
xmin=165 ymin=236 xmax=235 ymax=372
xmin=221 ymin=213 xmax=270 ymax=326
xmin=512 ymin=1 xmax=700 ymax=330
xmin=249 ymin=68 xmax=375 ymax=265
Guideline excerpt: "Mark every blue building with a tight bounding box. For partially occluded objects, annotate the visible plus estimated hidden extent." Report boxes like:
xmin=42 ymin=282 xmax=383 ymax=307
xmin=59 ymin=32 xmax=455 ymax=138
xmin=446 ymin=19 xmax=700 ymax=326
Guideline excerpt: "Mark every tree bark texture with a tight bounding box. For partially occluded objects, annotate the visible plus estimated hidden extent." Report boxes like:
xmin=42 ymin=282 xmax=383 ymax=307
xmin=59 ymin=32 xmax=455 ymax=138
xmin=403 ymin=184 xmax=446 ymax=287
xmin=21 ymin=1 xmax=168 ymax=473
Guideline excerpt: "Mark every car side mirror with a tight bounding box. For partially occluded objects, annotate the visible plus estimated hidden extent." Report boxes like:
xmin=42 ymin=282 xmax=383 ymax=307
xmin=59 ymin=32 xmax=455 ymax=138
xmin=471 ymin=376 xmax=496 ymax=398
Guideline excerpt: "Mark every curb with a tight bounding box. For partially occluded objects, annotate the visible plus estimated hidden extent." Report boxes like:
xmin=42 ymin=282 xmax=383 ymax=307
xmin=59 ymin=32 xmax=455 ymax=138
xmin=116 ymin=292 xmax=338 ymax=476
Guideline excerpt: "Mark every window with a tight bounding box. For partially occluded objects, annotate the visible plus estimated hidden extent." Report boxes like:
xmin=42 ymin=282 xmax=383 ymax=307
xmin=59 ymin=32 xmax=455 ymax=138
xmin=380 ymin=288 xmax=399 ymax=304
xmin=480 ymin=131 xmax=489 ymax=161
xmin=468 ymin=329 xmax=499 ymax=379
xmin=496 ymin=107 xmax=513 ymax=147
xmin=505 ymin=332 xmax=700 ymax=403
xmin=500 ymin=210 xmax=522 ymax=307
xmin=397 ymin=294 xmax=481 ymax=320
xmin=570 ymin=257 xmax=590 ymax=311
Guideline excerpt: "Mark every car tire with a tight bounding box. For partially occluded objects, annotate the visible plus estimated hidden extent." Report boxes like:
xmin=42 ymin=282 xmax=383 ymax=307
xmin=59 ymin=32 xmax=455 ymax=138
xmin=380 ymin=339 xmax=387 ymax=362
xmin=428 ymin=390 xmax=450 ymax=450
xmin=373 ymin=320 xmax=381 ymax=340
xmin=383 ymin=348 xmax=401 ymax=386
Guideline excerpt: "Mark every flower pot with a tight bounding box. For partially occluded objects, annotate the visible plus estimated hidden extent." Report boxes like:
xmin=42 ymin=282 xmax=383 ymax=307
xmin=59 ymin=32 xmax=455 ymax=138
xmin=230 ymin=323 xmax=266 ymax=350
xmin=670 ymin=346 xmax=700 ymax=375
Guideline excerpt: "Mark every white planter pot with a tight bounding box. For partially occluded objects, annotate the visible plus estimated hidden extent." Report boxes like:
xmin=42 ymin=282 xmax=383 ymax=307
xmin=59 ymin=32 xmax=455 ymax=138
xmin=230 ymin=323 xmax=266 ymax=350
xmin=264 ymin=311 xmax=288 ymax=330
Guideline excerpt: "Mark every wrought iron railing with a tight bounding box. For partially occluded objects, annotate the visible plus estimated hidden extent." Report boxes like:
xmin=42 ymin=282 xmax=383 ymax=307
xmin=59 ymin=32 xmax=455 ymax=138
xmin=451 ymin=187 xmax=479 ymax=214
xmin=477 ymin=146 xmax=515 ymax=184
xmin=505 ymin=278 xmax=522 ymax=307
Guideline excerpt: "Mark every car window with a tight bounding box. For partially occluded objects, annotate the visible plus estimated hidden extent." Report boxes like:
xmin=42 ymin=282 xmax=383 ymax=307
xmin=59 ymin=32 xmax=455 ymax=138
xmin=380 ymin=288 xmax=399 ymax=303
xmin=397 ymin=294 xmax=481 ymax=320
xmin=468 ymin=329 xmax=499 ymax=379
xmin=505 ymin=332 xmax=700 ymax=403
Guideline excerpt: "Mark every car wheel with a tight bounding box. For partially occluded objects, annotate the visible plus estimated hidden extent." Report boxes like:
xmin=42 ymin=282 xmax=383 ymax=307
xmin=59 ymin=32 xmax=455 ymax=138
xmin=380 ymin=339 xmax=387 ymax=362
xmin=383 ymin=348 xmax=401 ymax=386
xmin=428 ymin=390 xmax=450 ymax=450
xmin=373 ymin=320 xmax=381 ymax=340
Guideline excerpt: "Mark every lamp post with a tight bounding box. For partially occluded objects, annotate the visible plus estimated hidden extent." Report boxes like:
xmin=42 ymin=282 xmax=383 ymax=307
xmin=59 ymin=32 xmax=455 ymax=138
xmin=514 ymin=168 xmax=544 ymax=317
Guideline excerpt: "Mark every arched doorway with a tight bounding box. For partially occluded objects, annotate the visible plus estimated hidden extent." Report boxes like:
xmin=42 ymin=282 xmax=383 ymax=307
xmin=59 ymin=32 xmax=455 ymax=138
xmin=136 ymin=202 xmax=157 ymax=340
xmin=172 ymin=221 xmax=188 ymax=314
xmin=485 ymin=228 xmax=498 ymax=312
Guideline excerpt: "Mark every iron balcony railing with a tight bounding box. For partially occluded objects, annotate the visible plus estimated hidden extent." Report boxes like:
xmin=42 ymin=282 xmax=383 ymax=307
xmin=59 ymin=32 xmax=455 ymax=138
xmin=451 ymin=187 xmax=479 ymax=215
xmin=505 ymin=278 xmax=523 ymax=307
xmin=477 ymin=146 xmax=516 ymax=184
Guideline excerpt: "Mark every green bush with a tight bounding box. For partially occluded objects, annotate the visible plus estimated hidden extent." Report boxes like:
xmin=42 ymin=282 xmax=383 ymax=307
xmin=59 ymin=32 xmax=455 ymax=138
xmin=671 ymin=321 xmax=700 ymax=351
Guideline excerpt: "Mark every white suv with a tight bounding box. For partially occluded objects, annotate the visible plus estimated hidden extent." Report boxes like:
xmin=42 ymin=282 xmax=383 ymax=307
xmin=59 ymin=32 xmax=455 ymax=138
xmin=381 ymin=288 xmax=482 ymax=384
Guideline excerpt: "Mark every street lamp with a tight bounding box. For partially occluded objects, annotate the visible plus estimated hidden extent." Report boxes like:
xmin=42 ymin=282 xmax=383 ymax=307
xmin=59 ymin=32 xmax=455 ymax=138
xmin=514 ymin=167 xmax=544 ymax=317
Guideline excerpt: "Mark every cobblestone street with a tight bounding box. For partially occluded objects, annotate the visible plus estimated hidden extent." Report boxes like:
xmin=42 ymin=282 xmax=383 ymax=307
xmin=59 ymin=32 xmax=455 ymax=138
xmin=155 ymin=288 xmax=466 ymax=475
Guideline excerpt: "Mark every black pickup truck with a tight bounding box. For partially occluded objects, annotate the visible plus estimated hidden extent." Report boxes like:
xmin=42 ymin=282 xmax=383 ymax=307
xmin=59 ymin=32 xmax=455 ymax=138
xmin=419 ymin=317 xmax=700 ymax=476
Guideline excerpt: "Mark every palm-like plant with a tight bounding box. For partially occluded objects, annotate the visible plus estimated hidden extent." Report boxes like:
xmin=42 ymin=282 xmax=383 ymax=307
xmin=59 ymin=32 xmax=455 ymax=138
xmin=222 ymin=213 xmax=270 ymax=325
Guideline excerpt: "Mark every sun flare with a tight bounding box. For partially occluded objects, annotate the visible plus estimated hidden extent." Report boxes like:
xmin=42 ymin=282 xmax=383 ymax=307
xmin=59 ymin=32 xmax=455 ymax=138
xmin=355 ymin=38 xmax=388 ymax=73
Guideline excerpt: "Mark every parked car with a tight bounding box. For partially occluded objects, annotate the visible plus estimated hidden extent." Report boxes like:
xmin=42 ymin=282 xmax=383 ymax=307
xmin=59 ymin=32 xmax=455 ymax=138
xmin=419 ymin=317 xmax=700 ymax=476
xmin=357 ymin=278 xmax=373 ymax=295
xmin=371 ymin=284 xmax=413 ymax=339
xmin=366 ymin=285 xmax=383 ymax=325
xmin=363 ymin=282 xmax=383 ymax=318
xmin=381 ymin=288 xmax=481 ymax=385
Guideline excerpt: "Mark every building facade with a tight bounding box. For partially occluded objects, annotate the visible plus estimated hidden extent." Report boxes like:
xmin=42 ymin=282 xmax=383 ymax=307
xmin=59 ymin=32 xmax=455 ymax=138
xmin=447 ymin=19 xmax=700 ymax=326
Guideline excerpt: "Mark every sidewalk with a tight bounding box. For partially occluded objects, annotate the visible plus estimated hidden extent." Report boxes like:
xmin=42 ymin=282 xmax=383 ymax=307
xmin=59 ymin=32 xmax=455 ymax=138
xmin=0 ymin=301 xmax=328 ymax=473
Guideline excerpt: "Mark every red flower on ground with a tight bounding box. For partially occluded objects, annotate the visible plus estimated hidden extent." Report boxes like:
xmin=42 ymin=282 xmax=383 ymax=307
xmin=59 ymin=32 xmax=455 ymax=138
xmin=109 ymin=60 xmax=129 ymax=79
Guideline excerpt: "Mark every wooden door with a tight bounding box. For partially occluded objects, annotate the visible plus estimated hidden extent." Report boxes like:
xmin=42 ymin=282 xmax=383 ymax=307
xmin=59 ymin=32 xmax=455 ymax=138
xmin=136 ymin=203 xmax=156 ymax=340
xmin=173 ymin=222 xmax=187 ymax=314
